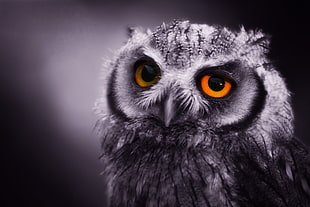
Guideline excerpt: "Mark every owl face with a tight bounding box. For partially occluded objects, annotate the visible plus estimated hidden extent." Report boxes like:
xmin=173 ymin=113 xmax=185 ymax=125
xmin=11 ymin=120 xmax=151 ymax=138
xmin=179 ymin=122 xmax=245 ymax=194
xmin=102 ymin=20 xmax=293 ymax=147
xmin=98 ymin=20 xmax=297 ymax=207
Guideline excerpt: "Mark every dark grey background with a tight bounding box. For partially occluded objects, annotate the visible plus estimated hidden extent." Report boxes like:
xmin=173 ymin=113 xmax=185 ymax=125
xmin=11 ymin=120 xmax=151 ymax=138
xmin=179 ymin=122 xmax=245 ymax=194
xmin=1 ymin=0 xmax=308 ymax=206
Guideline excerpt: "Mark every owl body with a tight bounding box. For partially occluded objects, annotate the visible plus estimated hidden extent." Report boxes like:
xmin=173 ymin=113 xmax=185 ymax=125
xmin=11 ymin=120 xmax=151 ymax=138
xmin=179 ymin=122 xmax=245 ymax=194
xmin=96 ymin=20 xmax=310 ymax=206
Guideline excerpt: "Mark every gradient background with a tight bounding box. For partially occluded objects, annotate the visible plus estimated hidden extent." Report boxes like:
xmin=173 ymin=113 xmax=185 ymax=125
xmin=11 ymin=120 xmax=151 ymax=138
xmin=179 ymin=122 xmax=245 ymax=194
xmin=1 ymin=0 xmax=308 ymax=206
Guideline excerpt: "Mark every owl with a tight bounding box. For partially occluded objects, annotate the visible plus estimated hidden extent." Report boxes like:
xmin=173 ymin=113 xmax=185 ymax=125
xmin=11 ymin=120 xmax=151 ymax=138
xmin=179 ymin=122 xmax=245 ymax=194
xmin=95 ymin=20 xmax=310 ymax=207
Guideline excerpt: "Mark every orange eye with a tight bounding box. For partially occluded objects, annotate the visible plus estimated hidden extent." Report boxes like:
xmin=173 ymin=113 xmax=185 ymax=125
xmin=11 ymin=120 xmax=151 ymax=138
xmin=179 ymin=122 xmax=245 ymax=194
xmin=200 ymin=75 xmax=232 ymax=98
xmin=135 ymin=62 xmax=161 ymax=87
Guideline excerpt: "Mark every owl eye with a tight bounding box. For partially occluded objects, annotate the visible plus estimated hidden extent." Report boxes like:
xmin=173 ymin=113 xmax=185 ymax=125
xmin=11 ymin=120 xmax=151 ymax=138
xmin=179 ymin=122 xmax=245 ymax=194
xmin=200 ymin=75 xmax=232 ymax=98
xmin=135 ymin=62 xmax=161 ymax=87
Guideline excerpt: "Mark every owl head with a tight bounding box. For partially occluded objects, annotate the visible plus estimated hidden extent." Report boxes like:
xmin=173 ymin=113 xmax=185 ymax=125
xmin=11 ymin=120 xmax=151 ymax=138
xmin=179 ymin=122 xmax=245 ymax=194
xmin=96 ymin=20 xmax=294 ymax=149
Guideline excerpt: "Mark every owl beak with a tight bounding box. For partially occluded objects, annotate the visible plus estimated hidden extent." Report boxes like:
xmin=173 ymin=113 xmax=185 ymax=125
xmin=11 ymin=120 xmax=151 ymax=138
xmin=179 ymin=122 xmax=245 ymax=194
xmin=163 ymin=94 xmax=176 ymax=127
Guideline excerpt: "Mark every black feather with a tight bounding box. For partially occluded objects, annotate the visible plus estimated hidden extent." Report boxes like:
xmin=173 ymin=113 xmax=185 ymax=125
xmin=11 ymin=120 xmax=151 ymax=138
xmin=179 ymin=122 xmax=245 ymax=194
xmin=99 ymin=116 xmax=310 ymax=207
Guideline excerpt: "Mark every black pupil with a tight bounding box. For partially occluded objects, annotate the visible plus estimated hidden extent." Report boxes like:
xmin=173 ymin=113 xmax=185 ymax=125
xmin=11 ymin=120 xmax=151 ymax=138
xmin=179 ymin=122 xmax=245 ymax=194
xmin=141 ymin=65 xmax=158 ymax=82
xmin=208 ymin=76 xmax=225 ymax=91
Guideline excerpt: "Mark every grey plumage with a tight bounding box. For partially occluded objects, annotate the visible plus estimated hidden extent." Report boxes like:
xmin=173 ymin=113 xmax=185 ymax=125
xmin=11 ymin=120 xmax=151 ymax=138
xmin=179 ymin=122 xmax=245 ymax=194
xmin=95 ymin=20 xmax=310 ymax=206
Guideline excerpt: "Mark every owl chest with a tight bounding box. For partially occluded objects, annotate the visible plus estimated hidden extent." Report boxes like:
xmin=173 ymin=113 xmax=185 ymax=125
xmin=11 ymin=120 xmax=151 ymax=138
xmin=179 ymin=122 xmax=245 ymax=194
xmin=108 ymin=148 xmax=234 ymax=207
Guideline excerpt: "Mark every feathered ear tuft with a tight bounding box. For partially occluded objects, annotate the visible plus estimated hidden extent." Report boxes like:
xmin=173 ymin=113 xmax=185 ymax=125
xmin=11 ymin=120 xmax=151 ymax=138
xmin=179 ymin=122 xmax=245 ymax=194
xmin=237 ymin=26 xmax=271 ymax=55
xmin=249 ymin=30 xmax=271 ymax=53
xmin=127 ymin=26 xmax=148 ymax=38
xmin=126 ymin=26 xmax=150 ymax=43
xmin=127 ymin=26 xmax=136 ymax=38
